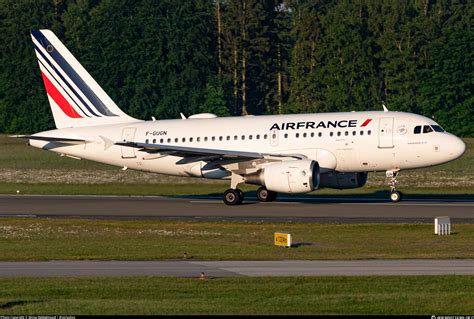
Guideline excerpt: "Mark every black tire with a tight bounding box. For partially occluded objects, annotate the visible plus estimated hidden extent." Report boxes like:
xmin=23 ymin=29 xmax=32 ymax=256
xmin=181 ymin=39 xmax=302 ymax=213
xmin=257 ymin=187 xmax=278 ymax=202
xmin=390 ymin=191 xmax=402 ymax=202
xmin=223 ymin=188 xmax=243 ymax=205
xmin=237 ymin=189 xmax=244 ymax=204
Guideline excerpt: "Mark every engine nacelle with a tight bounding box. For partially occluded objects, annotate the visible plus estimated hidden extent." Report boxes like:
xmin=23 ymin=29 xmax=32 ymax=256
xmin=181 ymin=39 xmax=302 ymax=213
xmin=246 ymin=160 xmax=320 ymax=193
xmin=319 ymin=172 xmax=368 ymax=189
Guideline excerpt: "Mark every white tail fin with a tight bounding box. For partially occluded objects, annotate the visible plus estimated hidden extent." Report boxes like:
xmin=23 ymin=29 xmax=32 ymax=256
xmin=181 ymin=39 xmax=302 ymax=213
xmin=31 ymin=29 xmax=139 ymax=128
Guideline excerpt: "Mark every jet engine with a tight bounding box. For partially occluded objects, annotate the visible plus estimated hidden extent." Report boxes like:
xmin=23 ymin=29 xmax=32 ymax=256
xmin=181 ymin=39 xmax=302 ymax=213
xmin=245 ymin=160 xmax=320 ymax=193
xmin=319 ymin=172 xmax=368 ymax=189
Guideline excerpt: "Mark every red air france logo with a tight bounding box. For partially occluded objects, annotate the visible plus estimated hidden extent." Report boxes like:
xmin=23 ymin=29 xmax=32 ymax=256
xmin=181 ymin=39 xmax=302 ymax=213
xmin=360 ymin=119 xmax=372 ymax=127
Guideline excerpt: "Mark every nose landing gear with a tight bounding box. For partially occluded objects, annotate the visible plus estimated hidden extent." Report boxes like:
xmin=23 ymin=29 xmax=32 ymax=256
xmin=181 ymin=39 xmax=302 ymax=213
xmin=386 ymin=169 xmax=402 ymax=202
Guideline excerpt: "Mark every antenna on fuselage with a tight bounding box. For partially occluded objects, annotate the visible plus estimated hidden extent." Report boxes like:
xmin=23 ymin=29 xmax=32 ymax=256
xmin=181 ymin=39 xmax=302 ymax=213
xmin=382 ymin=104 xmax=389 ymax=112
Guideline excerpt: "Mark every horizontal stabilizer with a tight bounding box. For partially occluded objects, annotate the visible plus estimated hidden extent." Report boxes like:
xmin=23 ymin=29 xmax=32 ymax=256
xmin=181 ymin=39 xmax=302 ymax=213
xmin=10 ymin=135 xmax=88 ymax=143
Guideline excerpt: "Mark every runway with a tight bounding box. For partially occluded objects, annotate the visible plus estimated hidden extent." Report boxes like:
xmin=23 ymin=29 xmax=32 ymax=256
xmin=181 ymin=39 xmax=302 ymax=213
xmin=1 ymin=260 xmax=473 ymax=277
xmin=0 ymin=195 xmax=473 ymax=223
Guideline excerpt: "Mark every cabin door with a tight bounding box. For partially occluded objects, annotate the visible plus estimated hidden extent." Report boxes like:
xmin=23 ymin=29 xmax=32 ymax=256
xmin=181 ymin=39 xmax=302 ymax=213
xmin=120 ymin=127 xmax=137 ymax=158
xmin=378 ymin=117 xmax=394 ymax=148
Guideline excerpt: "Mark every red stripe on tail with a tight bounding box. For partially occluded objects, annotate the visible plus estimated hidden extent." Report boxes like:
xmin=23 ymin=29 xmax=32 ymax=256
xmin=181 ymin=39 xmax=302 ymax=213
xmin=41 ymin=71 xmax=82 ymax=118
xmin=360 ymin=119 xmax=372 ymax=127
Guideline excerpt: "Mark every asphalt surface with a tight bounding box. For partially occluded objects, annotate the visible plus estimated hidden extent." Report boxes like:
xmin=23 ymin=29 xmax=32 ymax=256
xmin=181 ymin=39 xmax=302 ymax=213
xmin=1 ymin=260 xmax=473 ymax=277
xmin=0 ymin=195 xmax=473 ymax=223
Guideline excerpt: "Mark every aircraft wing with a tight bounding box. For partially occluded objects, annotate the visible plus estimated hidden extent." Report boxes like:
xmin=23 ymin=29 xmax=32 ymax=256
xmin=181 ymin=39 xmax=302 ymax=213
xmin=115 ymin=141 xmax=306 ymax=161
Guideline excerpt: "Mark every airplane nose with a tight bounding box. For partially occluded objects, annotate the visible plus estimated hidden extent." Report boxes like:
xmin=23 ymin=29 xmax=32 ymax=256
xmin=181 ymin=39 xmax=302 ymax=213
xmin=448 ymin=136 xmax=466 ymax=160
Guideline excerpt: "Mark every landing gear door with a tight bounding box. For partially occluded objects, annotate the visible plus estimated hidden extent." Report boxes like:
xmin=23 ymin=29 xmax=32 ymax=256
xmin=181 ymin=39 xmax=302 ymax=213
xmin=121 ymin=127 xmax=137 ymax=158
xmin=270 ymin=130 xmax=279 ymax=147
xmin=378 ymin=117 xmax=394 ymax=148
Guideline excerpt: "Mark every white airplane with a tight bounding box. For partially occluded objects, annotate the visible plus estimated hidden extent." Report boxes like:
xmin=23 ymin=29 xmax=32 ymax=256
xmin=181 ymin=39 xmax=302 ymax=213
xmin=15 ymin=29 xmax=466 ymax=205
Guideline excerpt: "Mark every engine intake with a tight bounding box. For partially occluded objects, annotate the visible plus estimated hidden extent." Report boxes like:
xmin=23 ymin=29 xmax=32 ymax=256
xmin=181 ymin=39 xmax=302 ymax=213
xmin=246 ymin=160 xmax=320 ymax=193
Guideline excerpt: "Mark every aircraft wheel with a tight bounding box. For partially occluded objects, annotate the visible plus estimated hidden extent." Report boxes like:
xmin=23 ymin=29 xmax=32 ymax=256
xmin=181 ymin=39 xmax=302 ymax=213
xmin=257 ymin=187 xmax=278 ymax=202
xmin=223 ymin=188 xmax=243 ymax=205
xmin=390 ymin=191 xmax=402 ymax=203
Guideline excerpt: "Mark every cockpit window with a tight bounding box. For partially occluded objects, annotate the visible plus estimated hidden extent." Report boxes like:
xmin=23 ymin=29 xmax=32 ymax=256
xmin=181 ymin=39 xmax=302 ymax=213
xmin=431 ymin=125 xmax=445 ymax=132
xmin=423 ymin=125 xmax=433 ymax=133
xmin=414 ymin=126 xmax=421 ymax=134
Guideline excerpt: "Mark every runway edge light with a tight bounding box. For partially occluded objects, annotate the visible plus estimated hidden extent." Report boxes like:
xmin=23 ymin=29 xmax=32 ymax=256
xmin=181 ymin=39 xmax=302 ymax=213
xmin=274 ymin=232 xmax=292 ymax=248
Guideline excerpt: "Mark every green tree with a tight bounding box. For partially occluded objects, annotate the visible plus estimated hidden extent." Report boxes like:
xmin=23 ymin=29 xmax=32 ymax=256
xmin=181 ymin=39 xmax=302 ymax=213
xmin=0 ymin=0 xmax=60 ymax=133
xmin=202 ymin=75 xmax=231 ymax=116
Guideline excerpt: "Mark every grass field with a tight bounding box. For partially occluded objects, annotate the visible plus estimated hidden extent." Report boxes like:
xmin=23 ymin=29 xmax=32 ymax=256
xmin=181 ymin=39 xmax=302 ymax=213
xmin=1 ymin=218 xmax=473 ymax=261
xmin=1 ymin=276 xmax=473 ymax=314
xmin=0 ymin=135 xmax=473 ymax=196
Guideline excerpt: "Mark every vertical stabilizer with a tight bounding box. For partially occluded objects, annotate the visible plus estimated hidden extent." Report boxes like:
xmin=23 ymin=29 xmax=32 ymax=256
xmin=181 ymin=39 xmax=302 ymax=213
xmin=31 ymin=29 xmax=140 ymax=128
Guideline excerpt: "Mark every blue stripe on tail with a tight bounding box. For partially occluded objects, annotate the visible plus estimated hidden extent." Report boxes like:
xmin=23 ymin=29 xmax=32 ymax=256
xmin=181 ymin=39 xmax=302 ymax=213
xmin=31 ymin=29 xmax=118 ymax=117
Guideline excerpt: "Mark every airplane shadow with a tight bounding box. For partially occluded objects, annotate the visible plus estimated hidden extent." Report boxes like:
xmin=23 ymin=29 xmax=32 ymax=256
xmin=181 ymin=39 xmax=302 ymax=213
xmin=181 ymin=190 xmax=474 ymax=204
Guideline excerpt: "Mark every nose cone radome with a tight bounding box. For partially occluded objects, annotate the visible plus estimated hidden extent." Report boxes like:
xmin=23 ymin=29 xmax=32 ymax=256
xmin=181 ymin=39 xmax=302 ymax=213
xmin=448 ymin=135 xmax=466 ymax=161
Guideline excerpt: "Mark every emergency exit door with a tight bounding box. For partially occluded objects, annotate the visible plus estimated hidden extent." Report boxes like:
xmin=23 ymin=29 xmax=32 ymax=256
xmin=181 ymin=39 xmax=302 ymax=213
xmin=378 ymin=117 xmax=394 ymax=148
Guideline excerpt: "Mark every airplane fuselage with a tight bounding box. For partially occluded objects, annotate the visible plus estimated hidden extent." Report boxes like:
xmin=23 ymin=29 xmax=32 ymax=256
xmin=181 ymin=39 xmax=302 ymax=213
xmin=30 ymin=110 xmax=466 ymax=181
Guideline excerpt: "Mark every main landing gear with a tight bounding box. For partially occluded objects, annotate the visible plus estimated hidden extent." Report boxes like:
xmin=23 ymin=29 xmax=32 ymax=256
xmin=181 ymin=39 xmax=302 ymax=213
xmin=223 ymin=187 xmax=278 ymax=205
xmin=386 ymin=170 xmax=402 ymax=203
xmin=223 ymin=188 xmax=244 ymax=205
xmin=256 ymin=186 xmax=277 ymax=202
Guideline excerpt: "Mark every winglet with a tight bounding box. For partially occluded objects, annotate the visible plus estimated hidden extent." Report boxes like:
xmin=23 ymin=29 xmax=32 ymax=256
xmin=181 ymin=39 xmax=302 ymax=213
xmin=382 ymin=104 xmax=389 ymax=112
xmin=180 ymin=113 xmax=187 ymax=120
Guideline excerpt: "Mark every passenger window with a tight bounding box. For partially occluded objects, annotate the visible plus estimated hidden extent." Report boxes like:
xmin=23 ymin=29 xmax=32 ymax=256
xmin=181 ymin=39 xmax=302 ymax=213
xmin=311 ymin=132 xmax=314 ymax=137
xmin=414 ymin=126 xmax=421 ymax=134
xmin=345 ymin=131 xmax=348 ymax=136
xmin=212 ymin=136 xmax=215 ymax=141
xmin=264 ymin=134 xmax=268 ymax=139
xmin=295 ymin=133 xmax=299 ymax=138
xmin=189 ymin=137 xmax=193 ymax=142
xmin=146 ymin=139 xmax=149 ymax=144
xmin=204 ymin=137 xmax=208 ymax=141
xmin=318 ymin=132 xmax=322 ymax=137
xmin=330 ymin=132 xmax=333 ymax=137
xmin=182 ymin=138 xmax=185 ymax=142
xmin=352 ymin=131 xmax=356 ymax=136
xmin=167 ymin=138 xmax=171 ymax=143
xmin=284 ymin=133 xmax=288 ymax=138
xmin=360 ymin=131 xmax=364 ymax=135
xmin=175 ymin=138 xmax=178 ymax=143
xmin=241 ymin=135 xmax=245 ymax=140
xmin=256 ymin=135 xmax=260 ymax=139
xmin=337 ymin=132 xmax=341 ymax=136
xmin=368 ymin=130 xmax=371 ymax=135
xmin=152 ymin=139 xmax=155 ymax=144
xmin=423 ymin=125 xmax=433 ymax=133
xmin=234 ymin=135 xmax=238 ymax=140
xmin=197 ymin=137 xmax=200 ymax=142
xmin=160 ymin=139 xmax=163 ymax=143
xmin=227 ymin=136 xmax=230 ymax=141
xmin=219 ymin=136 xmax=223 ymax=141
xmin=249 ymin=135 xmax=253 ymax=140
